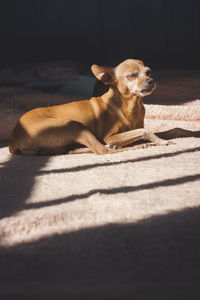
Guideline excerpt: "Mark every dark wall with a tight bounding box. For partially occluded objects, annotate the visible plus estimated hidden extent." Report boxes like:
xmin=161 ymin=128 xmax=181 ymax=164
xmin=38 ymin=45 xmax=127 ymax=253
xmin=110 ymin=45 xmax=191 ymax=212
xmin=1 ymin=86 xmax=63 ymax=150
xmin=0 ymin=0 xmax=199 ymax=68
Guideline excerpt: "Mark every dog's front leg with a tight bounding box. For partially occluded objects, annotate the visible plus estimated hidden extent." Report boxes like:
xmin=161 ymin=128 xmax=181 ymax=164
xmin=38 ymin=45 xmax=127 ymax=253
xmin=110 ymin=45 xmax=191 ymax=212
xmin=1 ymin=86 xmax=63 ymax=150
xmin=105 ymin=128 xmax=174 ymax=148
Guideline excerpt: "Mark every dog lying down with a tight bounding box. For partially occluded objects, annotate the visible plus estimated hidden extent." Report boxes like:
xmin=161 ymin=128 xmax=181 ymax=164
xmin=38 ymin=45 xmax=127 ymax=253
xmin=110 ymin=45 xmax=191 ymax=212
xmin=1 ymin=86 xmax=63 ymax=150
xmin=10 ymin=59 xmax=176 ymax=156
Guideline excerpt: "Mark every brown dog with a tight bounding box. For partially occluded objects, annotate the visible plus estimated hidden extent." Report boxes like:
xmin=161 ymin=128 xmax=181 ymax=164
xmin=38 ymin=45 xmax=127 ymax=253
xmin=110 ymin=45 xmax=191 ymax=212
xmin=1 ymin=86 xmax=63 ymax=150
xmin=9 ymin=59 xmax=173 ymax=155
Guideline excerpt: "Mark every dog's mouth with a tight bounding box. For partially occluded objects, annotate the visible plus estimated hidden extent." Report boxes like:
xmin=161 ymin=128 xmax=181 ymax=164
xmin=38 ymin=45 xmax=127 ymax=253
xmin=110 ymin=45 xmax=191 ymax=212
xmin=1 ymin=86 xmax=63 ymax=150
xmin=140 ymin=82 xmax=157 ymax=95
xmin=130 ymin=81 xmax=157 ymax=96
xmin=141 ymin=87 xmax=153 ymax=93
xmin=140 ymin=87 xmax=154 ymax=96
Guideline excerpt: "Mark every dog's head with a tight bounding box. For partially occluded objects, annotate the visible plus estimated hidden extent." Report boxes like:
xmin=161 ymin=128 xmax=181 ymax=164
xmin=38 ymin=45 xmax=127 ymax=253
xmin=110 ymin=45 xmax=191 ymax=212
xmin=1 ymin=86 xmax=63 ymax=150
xmin=91 ymin=59 xmax=156 ymax=97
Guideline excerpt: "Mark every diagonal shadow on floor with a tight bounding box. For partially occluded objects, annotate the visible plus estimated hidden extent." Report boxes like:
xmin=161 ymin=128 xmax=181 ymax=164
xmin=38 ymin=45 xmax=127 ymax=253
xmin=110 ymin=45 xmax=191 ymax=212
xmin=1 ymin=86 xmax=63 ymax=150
xmin=39 ymin=146 xmax=200 ymax=175
xmin=18 ymin=172 xmax=200 ymax=211
xmin=0 ymin=206 xmax=200 ymax=299
xmin=1 ymin=146 xmax=199 ymax=217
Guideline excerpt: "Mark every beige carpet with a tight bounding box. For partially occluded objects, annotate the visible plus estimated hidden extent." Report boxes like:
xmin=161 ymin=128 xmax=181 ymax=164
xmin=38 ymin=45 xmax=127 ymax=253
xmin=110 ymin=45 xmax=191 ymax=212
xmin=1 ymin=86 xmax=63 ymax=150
xmin=0 ymin=70 xmax=200 ymax=299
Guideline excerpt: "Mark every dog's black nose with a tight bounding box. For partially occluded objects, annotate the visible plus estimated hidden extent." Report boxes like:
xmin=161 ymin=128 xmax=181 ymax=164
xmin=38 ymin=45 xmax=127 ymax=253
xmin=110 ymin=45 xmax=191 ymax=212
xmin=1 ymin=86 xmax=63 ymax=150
xmin=146 ymin=78 xmax=154 ymax=86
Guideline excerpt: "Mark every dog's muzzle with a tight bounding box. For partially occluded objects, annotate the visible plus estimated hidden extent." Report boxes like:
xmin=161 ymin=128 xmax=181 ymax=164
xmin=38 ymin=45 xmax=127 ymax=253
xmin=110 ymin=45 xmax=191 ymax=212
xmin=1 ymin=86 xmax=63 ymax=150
xmin=141 ymin=78 xmax=155 ymax=93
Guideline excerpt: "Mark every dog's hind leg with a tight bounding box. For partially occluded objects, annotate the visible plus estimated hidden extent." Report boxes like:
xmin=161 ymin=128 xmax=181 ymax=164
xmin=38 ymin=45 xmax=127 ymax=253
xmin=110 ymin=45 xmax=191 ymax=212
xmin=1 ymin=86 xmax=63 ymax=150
xmin=66 ymin=121 xmax=109 ymax=155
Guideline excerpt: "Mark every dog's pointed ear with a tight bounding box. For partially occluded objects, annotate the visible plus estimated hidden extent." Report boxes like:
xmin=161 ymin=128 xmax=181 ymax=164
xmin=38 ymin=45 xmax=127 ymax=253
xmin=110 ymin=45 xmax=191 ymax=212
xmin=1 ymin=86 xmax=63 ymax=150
xmin=91 ymin=64 xmax=115 ymax=84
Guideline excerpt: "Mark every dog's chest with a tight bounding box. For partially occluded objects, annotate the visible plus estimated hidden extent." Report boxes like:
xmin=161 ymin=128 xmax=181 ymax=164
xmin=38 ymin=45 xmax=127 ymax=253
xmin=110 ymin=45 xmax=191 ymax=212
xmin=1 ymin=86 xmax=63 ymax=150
xmin=122 ymin=99 xmax=145 ymax=130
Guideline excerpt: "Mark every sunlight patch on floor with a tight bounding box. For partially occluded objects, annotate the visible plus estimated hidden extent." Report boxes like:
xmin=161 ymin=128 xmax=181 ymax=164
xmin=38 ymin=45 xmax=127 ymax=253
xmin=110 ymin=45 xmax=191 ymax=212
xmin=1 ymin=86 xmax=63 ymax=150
xmin=0 ymin=146 xmax=11 ymax=166
xmin=1 ymin=189 xmax=200 ymax=248
xmin=0 ymin=209 xmax=182 ymax=247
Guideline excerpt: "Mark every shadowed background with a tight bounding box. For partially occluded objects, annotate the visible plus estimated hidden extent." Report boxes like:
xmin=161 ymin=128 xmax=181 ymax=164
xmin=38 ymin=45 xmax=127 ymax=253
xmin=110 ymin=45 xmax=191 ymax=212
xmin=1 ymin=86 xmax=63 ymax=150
xmin=0 ymin=0 xmax=199 ymax=69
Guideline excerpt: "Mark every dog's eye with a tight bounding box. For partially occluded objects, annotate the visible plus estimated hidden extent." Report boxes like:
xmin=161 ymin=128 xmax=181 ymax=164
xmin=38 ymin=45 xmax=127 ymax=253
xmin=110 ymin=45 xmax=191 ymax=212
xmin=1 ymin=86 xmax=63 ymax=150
xmin=127 ymin=72 xmax=138 ymax=79
xmin=145 ymin=69 xmax=151 ymax=77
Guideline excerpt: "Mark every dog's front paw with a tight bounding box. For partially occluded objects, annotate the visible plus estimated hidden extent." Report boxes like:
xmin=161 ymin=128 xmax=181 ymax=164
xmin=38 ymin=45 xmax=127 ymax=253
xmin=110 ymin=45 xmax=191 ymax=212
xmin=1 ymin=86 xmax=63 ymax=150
xmin=156 ymin=139 xmax=176 ymax=146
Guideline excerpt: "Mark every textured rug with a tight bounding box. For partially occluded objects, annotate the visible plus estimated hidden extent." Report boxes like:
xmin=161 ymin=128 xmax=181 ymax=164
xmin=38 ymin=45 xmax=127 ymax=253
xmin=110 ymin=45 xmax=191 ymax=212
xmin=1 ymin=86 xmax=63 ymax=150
xmin=0 ymin=70 xmax=200 ymax=300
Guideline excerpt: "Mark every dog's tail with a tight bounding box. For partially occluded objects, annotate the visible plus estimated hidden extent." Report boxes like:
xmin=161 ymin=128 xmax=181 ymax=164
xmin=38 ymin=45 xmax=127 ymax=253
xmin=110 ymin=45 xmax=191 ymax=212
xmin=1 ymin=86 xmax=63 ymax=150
xmin=9 ymin=122 xmax=24 ymax=155
xmin=9 ymin=125 xmax=20 ymax=154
